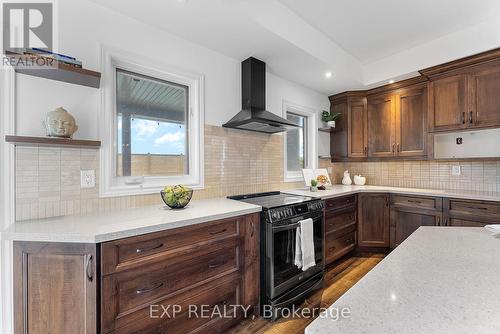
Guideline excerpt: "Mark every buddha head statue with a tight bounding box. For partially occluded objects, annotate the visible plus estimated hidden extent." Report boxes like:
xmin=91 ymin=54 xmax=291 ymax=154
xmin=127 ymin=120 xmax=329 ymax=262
xmin=44 ymin=107 xmax=78 ymax=138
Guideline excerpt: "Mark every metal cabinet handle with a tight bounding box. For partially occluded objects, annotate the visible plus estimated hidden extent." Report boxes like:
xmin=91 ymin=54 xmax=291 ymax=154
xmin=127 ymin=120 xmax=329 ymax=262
xmin=468 ymin=111 xmax=473 ymax=125
xmin=392 ymin=144 xmax=395 ymax=153
xmin=209 ymin=228 xmax=227 ymax=235
xmin=136 ymin=282 xmax=164 ymax=295
xmin=437 ymin=216 xmax=441 ymax=225
xmin=345 ymin=238 xmax=353 ymax=244
xmin=461 ymin=111 xmax=465 ymax=124
xmin=208 ymin=260 xmax=226 ymax=269
xmin=136 ymin=243 xmax=164 ymax=253
xmin=85 ymin=254 xmax=93 ymax=282
xmin=397 ymin=143 xmax=400 ymax=152
xmin=466 ymin=206 xmax=488 ymax=211
xmin=328 ymin=246 xmax=336 ymax=252
xmin=407 ymin=199 xmax=422 ymax=204
xmin=476 ymin=111 xmax=479 ymax=125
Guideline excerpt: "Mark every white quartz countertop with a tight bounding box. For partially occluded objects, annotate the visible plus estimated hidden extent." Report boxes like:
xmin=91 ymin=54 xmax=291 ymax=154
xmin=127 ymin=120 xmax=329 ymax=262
xmin=306 ymin=227 xmax=500 ymax=334
xmin=285 ymin=184 xmax=500 ymax=202
xmin=0 ymin=198 xmax=261 ymax=243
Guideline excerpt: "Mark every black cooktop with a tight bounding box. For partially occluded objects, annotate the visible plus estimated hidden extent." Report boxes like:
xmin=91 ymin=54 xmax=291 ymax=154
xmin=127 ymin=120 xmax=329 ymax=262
xmin=228 ymin=191 xmax=314 ymax=209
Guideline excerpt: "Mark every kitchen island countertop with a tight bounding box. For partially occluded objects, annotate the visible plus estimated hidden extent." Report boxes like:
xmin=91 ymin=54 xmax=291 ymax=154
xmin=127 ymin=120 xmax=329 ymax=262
xmin=306 ymin=227 xmax=500 ymax=334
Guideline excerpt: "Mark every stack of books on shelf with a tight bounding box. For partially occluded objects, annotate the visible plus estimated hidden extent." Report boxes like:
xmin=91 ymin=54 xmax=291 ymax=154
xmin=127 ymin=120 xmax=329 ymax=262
xmin=6 ymin=48 xmax=83 ymax=68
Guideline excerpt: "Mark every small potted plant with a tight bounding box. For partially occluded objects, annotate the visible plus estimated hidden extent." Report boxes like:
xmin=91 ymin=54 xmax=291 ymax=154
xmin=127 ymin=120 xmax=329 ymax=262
xmin=321 ymin=110 xmax=342 ymax=128
xmin=310 ymin=179 xmax=318 ymax=192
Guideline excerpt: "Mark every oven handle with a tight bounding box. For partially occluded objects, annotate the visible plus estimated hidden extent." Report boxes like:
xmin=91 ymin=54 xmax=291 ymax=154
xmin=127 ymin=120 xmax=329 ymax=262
xmin=271 ymin=216 xmax=322 ymax=232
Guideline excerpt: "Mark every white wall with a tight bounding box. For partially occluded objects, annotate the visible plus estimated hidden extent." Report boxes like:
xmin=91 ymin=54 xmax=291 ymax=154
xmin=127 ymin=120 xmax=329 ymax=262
xmin=15 ymin=0 xmax=328 ymax=139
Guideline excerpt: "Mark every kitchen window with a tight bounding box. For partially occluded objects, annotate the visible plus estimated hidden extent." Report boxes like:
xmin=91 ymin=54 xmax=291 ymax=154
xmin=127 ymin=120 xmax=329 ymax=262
xmin=100 ymin=47 xmax=204 ymax=197
xmin=283 ymin=101 xmax=317 ymax=182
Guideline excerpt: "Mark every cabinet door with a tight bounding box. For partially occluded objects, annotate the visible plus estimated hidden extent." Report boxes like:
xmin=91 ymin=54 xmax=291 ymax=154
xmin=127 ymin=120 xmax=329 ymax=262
xmin=13 ymin=242 xmax=97 ymax=334
xmin=395 ymin=86 xmax=427 ymax=157
xmin=428 ymin=74 xmax=467 ymax=131
xmin=367 ymin=95 xmax=395 ymax=158
xmin=390 ymin=209 xmax=441 ymax=248
xmin=348 ymin=98 xmax=368 ymax=158
xmin=470 ymin=63 xmax=500 ymax=128
xmin=358 ymin=193 xmax=390 ymax=248
xmin=329 ymin=101 xmax=348 ymax=160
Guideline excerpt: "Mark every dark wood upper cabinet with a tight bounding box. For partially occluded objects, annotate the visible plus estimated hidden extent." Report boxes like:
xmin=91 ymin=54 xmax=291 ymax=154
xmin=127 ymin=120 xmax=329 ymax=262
xmin=367 ymin=94 xmax=395 ymax=158
xmin=421 ymin=49 xmax=500 ymax=132
xmin=470 ymin=62 xmax=500 ymax=128
xmin=328 ymin=93 xmax=367 ymax=161
xmin=329 ymin=101 xmax=348 ymax=160
xmin=428 ymin=74 xmax=468 ymax=132
xmin=348 ymin=97 xmax=368 ymax=158
xmin=357 ymin=193 xmax=390 ymax=248
xmin=395 ymin=85 xmax=427 ymax=157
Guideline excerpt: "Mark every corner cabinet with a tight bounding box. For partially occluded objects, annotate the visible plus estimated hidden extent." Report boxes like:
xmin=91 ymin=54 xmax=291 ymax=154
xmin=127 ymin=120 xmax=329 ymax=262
xmin=357 ymin=193 xmax=390 ymax=248
xmin=329 ymin=93 xmax=367 ymax=161
xmin=13 ymin=213 xmax=260 ymax=334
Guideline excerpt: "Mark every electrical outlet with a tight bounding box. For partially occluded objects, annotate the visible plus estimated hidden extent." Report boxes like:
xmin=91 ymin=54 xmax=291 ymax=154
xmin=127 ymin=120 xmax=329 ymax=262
xmin=451 ymin=165 xmax=461 ymax=176
xmin=80 ymin=170 xmax=96 ymax=188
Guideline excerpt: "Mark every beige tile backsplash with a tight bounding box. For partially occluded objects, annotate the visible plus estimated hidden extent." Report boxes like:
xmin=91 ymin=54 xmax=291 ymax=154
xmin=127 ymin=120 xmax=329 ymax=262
xmin=17 ymin=125 xmax=500 ymax=221
xmin=15 ymin=125 xmax=302 ymax=221
xmin=319 ymin=158 xmax=500 ymax=192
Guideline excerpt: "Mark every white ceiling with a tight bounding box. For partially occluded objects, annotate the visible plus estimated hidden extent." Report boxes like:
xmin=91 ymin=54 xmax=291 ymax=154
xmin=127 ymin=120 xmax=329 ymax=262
xmin=88 ymin=0 xmax=500 ymax=95
xmin=281 ymin=0 xmax=500 ymax=64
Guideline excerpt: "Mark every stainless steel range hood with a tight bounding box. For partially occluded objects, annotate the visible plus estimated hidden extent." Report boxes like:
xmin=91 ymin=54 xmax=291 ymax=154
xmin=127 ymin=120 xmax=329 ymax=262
xmin=222 ymin=57 xmax=298 ymax=134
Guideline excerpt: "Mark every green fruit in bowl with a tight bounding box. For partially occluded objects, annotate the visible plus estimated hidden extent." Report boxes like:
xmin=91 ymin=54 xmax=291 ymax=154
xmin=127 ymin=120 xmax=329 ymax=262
xmin=160 ymin=185 xmax=193 ymax=209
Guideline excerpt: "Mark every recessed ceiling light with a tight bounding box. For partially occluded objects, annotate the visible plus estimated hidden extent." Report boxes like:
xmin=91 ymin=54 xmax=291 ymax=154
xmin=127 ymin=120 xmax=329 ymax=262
xmin=388 ymin=80 xmax=395 ymax=84
xmin=325 ymin=72 xmax=332 ymax=78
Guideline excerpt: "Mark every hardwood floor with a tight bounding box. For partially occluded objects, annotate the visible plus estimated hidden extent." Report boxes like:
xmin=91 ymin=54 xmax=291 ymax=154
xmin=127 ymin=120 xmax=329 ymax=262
xmin=228 ymin=253 xmax=385 ymax=334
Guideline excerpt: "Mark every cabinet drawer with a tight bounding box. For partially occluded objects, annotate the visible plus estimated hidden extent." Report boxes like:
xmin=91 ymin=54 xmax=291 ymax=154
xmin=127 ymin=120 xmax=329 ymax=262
xmin=325 ymin=195 xmax=356 ymax=212
xmin=448 ymin=199 xmax=500 ymax=217
xmin=102 ymin=218 xmax=239 ymax=275
xmin=325 ymin=209 xmax=356 ymax=234
xmin=325 ymin=225 xmax=356 ymax=264
xmin=106 ymin=273 xmax=241 ymax=334
xmin=391 ymin=194 xmax=442 ymax=211
xmin=102 ymin=238 xmax=240 ymax=332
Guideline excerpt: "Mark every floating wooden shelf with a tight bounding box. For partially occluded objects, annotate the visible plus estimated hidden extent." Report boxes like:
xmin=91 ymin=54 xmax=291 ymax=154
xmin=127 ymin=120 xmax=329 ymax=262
xmin=318 ymin=127 xmax=340 ymax=133
xmin=5 ymin=135 xmax=101 ymax=149
xmin=6 ymin=53 xmax=101 ymax=88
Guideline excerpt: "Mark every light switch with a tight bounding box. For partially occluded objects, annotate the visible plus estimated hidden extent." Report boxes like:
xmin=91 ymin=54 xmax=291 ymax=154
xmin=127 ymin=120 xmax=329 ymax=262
xmin=451 ymin=165 xmax=461 ymax=176
xmin=80 ymin=170 xmax=96 ymax=188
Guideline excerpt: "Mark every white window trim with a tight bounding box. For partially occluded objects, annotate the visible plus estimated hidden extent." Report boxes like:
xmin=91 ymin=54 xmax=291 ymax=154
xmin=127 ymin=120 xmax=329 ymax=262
xmin=282 ymin=100 xmax=318 ymax=182
xmin=99 ymin=46 xmax=204 ymax=197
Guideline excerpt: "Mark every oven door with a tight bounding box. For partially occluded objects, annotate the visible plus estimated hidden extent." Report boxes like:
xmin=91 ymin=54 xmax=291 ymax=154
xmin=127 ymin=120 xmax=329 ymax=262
xmin=267 ymin=212 xmax=324 ymax=300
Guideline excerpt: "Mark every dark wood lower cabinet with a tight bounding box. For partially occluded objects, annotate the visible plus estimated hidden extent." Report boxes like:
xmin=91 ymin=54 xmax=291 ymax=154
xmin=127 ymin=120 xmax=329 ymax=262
xmin=389 ymin=195 xmax=443 ymax=248
xmin=357 ymin=193 xmax=390 ymax=248
xmin=324 ymin=195 xmax=357 ymax=265
xmin=13 ymin=213 xmax=260 ymax=334
xmin=443 ymin=198 xmax=500 ymax=227
xmin=13 ymin=242 xmax=97 ymax=334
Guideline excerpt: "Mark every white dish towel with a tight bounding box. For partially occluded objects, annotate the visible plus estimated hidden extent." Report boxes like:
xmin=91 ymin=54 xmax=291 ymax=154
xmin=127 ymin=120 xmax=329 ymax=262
xmin=294 ymin=218 xmax=316 ymax=271
xmin=484 ymin=224 xmax=500 ymax=238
